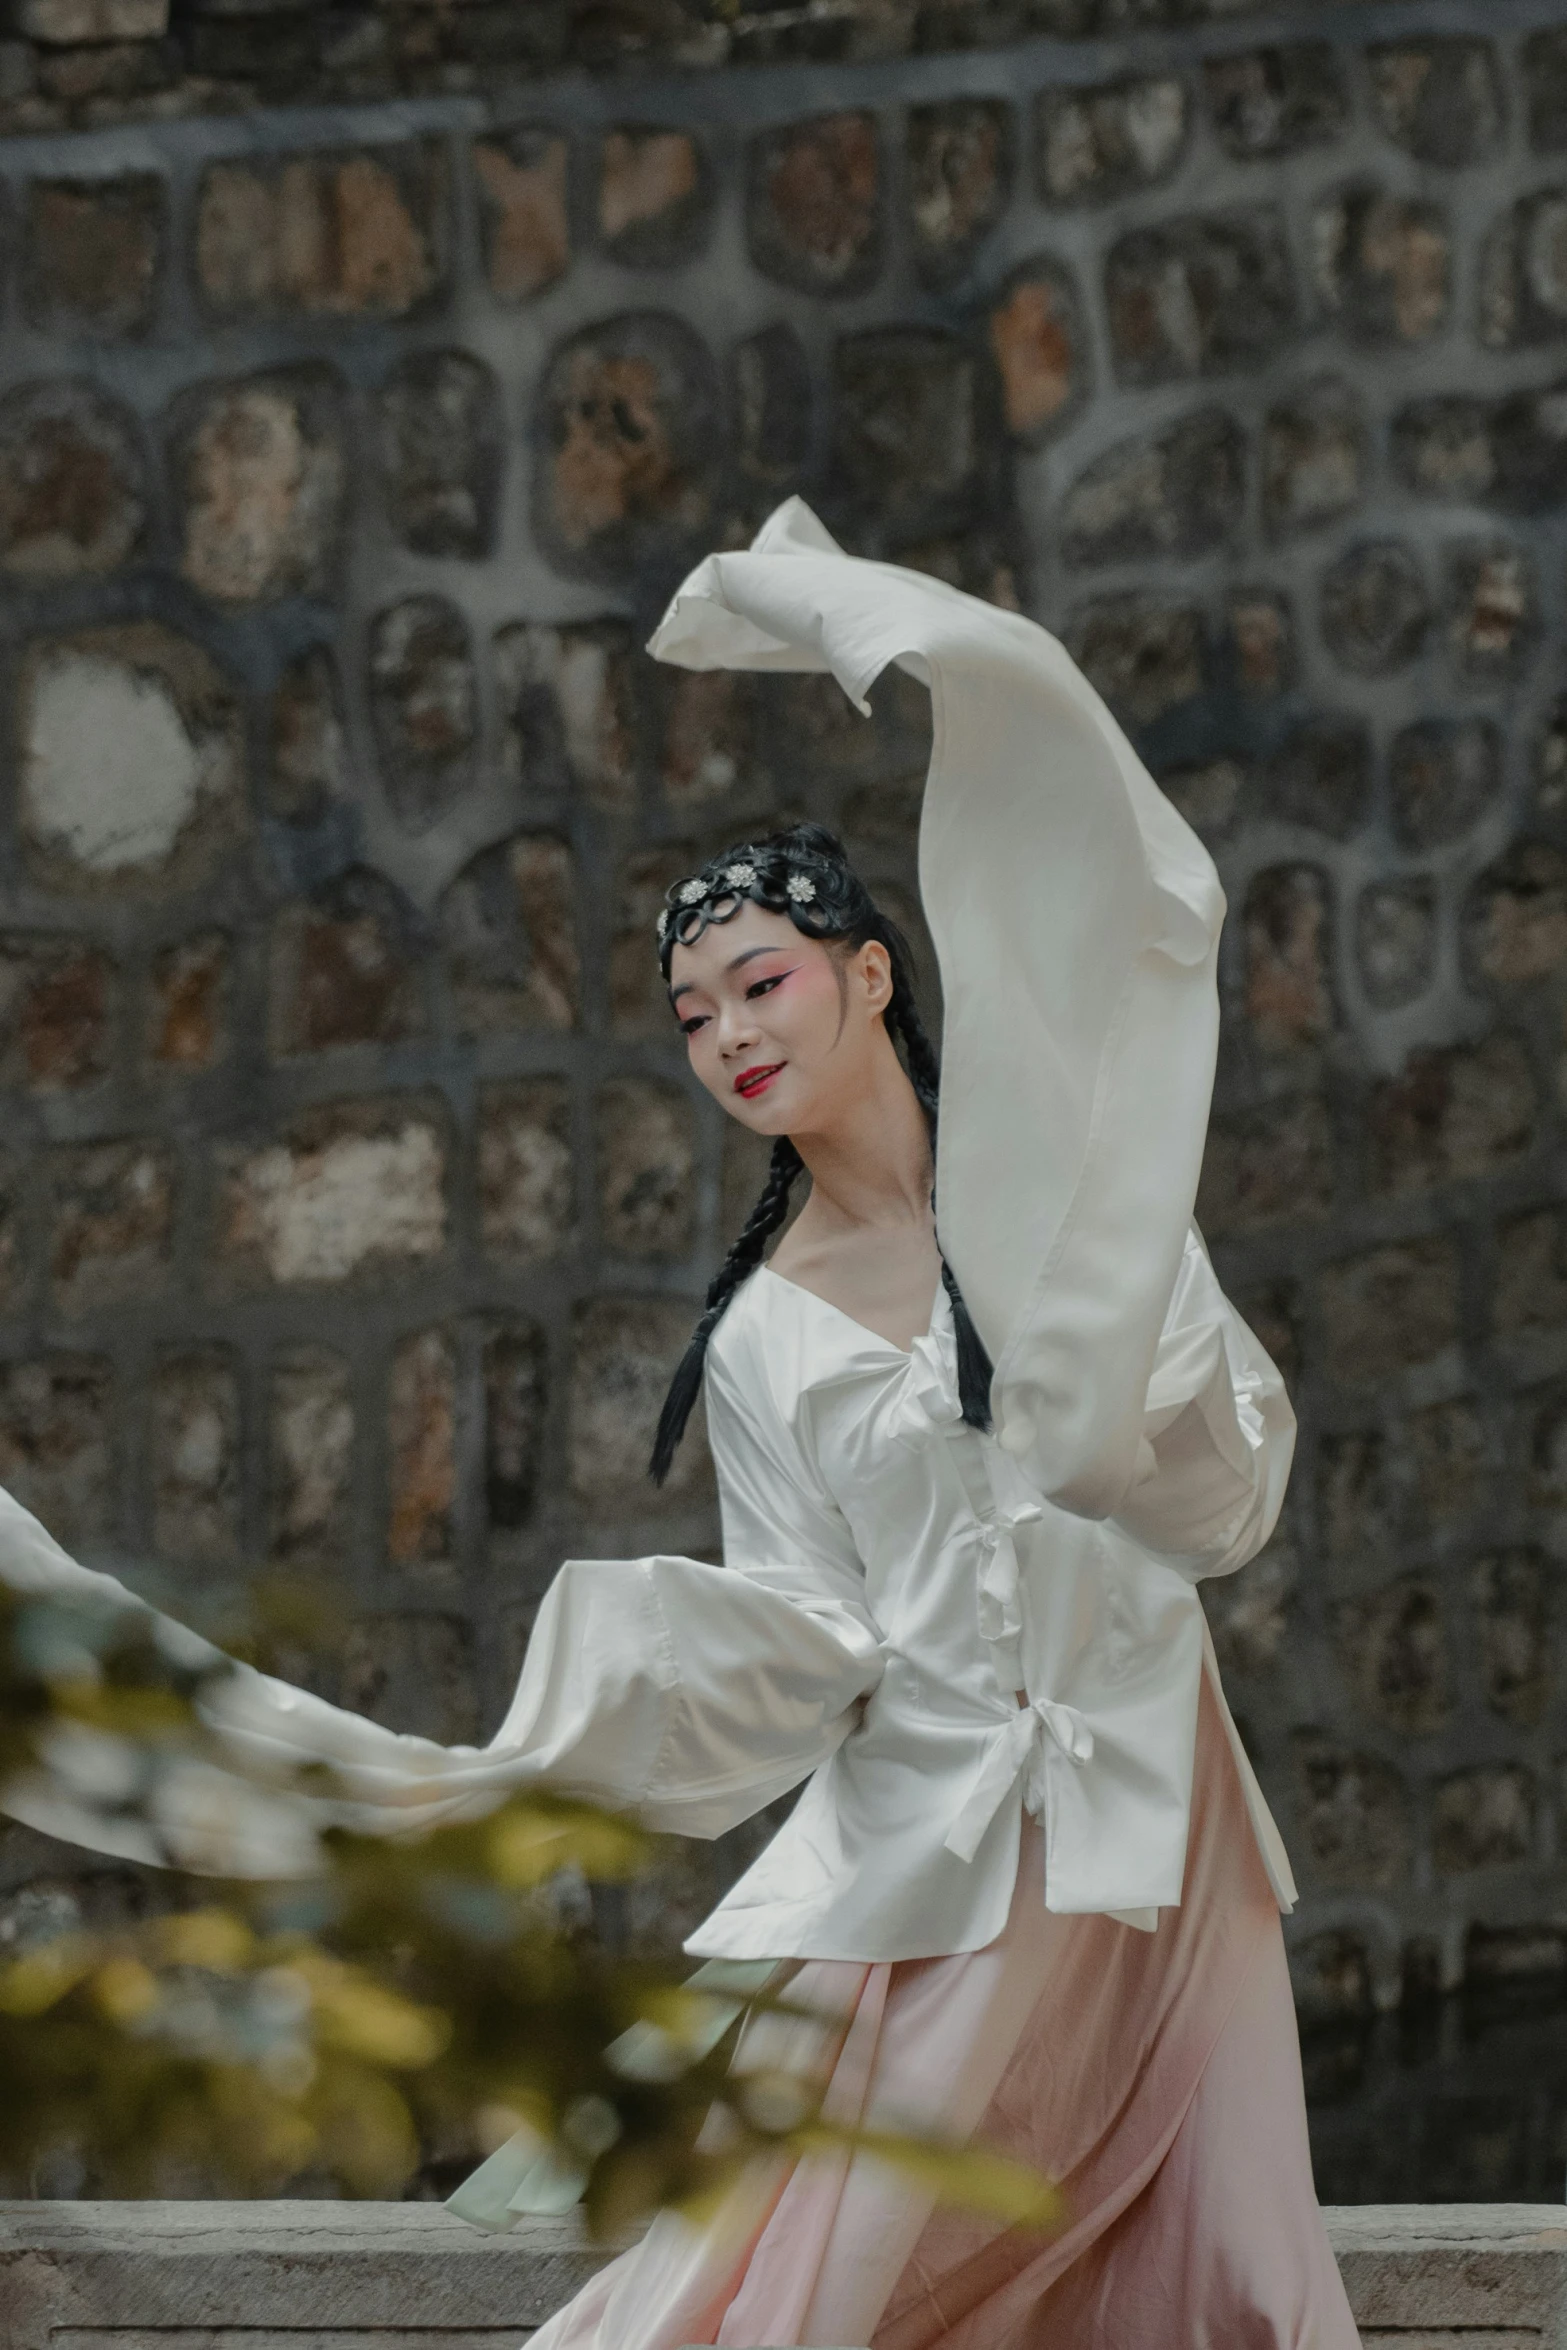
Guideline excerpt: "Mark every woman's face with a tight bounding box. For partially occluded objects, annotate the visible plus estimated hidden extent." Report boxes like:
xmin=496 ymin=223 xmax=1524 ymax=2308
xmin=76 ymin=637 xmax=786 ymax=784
xmin=668 ymin=902 xmax=893 ymax=1138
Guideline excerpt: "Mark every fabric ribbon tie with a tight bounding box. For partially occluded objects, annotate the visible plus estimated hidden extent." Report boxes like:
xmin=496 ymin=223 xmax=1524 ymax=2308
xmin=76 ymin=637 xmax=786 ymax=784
xmin=976 ymin=1500 xmax=1044 ymax=1650
xmin=944 ymin=1697 xmax=1095 ymax=1865
xmin=890 ymin=1319 xmax=963 ymax=1445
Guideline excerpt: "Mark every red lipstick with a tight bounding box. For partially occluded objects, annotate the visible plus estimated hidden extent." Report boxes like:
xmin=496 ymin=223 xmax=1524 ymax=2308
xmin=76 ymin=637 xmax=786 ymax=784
xmin=734 ymin=1063 xmax=783 ymax=1099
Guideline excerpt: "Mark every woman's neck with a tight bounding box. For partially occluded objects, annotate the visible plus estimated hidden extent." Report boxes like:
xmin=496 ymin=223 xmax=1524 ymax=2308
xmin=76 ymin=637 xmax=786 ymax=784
xmin=788 ymin=1040 xmax=933 ymax=1238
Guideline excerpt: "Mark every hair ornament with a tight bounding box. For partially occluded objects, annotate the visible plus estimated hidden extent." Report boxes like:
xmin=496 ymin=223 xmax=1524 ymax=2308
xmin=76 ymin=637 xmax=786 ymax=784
xmin=678 ymin=878 xmax=708 ymax=905
xmin=786 ymin=873 xmax=816 ymax=903
xmin=724 ymin=862 xmax=758 ymax=888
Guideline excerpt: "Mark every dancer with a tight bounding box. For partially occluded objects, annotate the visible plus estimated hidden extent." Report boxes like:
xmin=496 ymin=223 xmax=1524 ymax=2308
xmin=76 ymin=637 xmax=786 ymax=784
xmin=0 ymin=502 xmax=1359 ymax=2347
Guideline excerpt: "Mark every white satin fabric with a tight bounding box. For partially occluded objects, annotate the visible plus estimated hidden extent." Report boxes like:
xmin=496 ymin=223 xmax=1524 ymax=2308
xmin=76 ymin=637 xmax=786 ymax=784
xmin=0 ymin=500 xmax=1297 ymax=1958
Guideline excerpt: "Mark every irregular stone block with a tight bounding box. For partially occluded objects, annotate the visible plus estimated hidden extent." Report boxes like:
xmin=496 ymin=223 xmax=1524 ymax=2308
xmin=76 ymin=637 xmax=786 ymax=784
xmin=0 ymin=937 xmax=113 ymax=1090
xmin=1498 ymin=1207 xmax=1567 ymax=1348
xmin=473 ymin=129 xmax=569 ymax=302
xmin=907 ymin=99 xmax=1011 ymax=285
xmin=1197 ymin=1093 xmax=1334 ymax=1236
xmin=1318 ymin=1429 xmax=1399 ymax=1565
xmin=1320 ymin=541 xmax=1429 ymax=676
xmin=24 ymin=173 xmax=163 ymax=337
xmin=1406 ymin=1397 xmax=1491 ymax=1533
xmin=987 ymin=256 xmax=1084 ymax=445
xmin=1067 ymin=594 xmax=1205 ymax=728
xmin=378 ymin=348 xmax=502 ymax=561
xmin=1480 ymin=188 xmax=1567 ymax=349
xmin=478 ymin=1079 xmax=573 ymax=1262
xmin=17 ymin=621 xmax=243 ymax=891
xmin=1243 ymin=865 xmax=1335 ymax=1054
xmin=1390 ymin=717 xmax=1501 ymax=850
xmin=18 ymin=0 xmax=165 ymax=33
xmin=1524 ymin=27 xmax=1567 ymax=153
xmin=1445 ymin=540 xmax=1535 ymax=683
xmin=1264 ymin=716 xmax=1371 ymax=841
xmin=441 ymin=833 xmax=579 ymax=1035
xmin=1467 ymin=842 xmax=1567 ymax=992
xmin=1470 ymin=1550 xmax=1549 ymax=1726
xmin=1435 ymin=1764 xmax=1536 ymax=1872
xmin=152 ymin=1348 xmax=241 ymax=1570
xmin=1105 ymin=209 xmax=1296 ymax=386
xmin=1293 ymin=1736 xmax=1411 ymax=1890
xmin=343 ymin=1612 xmax=477 ymax=1744
xmin=1036 ymin=75 xmax=1186 ymax=205
xmin=659 ymin=667 xmax=758 ymax=812
xmin=1262 ymin=376 xmax=1363 ymax=537
xmin=483 ymin=1321 xmax=546 ymax=1531
xmin=268 ymin=646 xmax=349 ymax=826
xmin=830 ymin=328 xmax=977 ymax=534
xmin=747 ymin=111 xmax=880 ymax=295
xmin=1356 ymin=881 xmax=1435 ymax=1009
xmin=1225 ymin=590 xmax=1294 ymax=697
xmin=1392 ymin=394 xmax=1497 ymax=500
xmin=569 ymin=1294 xmax=710 ymax=1511
xmin=0 ymin=379 xmax=145 ymax=581
xmin=1203 ymin=1533 xmax=1296 ymax=1678
xmin=495 ymin=619 xmax=636 ymax=808
xmin=732 ymin=323 xmax=812 ymax=485
xmin=172 ymin=364 xmax=347 ymax=606
xmin=369 ymin=595 xmax=477 ymax=833
xmin=0 ymin=1354 xmax=112 ymax=1547
xmin=1369 ymin=1035 xmax=1536 ymax=1195
xmin=269 ymin=867 xmax=424 ymax=1057
xmin=388 ymin=1325 xmax=455 ymax=1571
xmin=1333 ymin=1577 xmax=1451 ymax=1734
xmin=49 ymin=1136 xmax=173 ymax=1311
xmin=1060 ymin=405 xmax=1245 ymax=568
xmin=1318 ymin=1238 xmax=1461 ymax=1381
xmin=194 ymin=143 xmax=443 ymax=319
xmin=269 ymin=1346 xmax=354 ymax=1562
xmin=534 ymin=312 xmax=721 ymax=584
xmin=1368 ymin=38 xmax=1504 ymax=167
xmin=1157 ymin=757 xmax=1246 ymax=839
xmin=216 ymin=1100 xmax=448 ymax=1287
xmin=1204 ymin=43 xmax=1347 ymax=159
xmin=596 ymin=1078 xmax=697 ymax=1260
xmin=1290 ymin=1929 xmax=1372 ymax=2022
xmin=1313 ymin=183 xmax=1449 ymax=343
xmin=599 ymin=127 xmax=710 ymax=266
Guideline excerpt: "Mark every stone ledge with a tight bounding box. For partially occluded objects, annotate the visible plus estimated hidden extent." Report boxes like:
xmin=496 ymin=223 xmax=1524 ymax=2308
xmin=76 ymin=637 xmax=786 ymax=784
xmin=3 ymin=2202 xmax=1567 ymax=2346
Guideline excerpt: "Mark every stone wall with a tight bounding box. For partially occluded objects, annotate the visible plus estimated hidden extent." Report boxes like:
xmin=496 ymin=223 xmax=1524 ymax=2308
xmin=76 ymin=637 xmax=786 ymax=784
xmin=4 ymin=0 xmax=1567 ymax=2040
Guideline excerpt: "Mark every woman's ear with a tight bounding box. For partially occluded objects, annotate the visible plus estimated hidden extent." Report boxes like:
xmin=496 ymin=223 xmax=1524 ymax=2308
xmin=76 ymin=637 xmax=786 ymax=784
xmin=859 ymin=939 xmax=895 ymax=1015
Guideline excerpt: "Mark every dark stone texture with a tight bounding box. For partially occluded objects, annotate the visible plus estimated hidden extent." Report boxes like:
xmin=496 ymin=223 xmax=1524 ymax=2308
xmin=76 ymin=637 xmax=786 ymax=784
xmin=1060 ymin=406 xmax=1245 ymax=568
xmin=1262 ymin=376 xmax=1363 ymax=538
xmin=1390 ymin=718 xmax=1502 ymax=850
xmin=1367 ymin=39 xmax=1504 ymax=168
xmin=24 ymin=173 xmax=165 ymax=337
xmin=1319 ymin=542 xmax=1429 ymax=677
xmin=907 ymin=99 xmax=1011 ymax=284
xmin=533 ymin=311 xmax=723 ymax=589
xmin=1265 ymin=717 xmax=1372 ymax=841
xmin=1313 ymin=184 xmax=1450 ymax=345
xmin=1357 ymin=882 xmax=1435 ymax=1010
xmin=368 ymin=595 xmax=477 ymax=833
xmin=1105 ymin=210 xmax=1296 ymax=387
xmin=1204 ymin=43 xmax=1348 ymax=160
xmin=747 ymin=111 xmax=881 ymax=295
xmin=1036 ymin=74 xmax=1187 ymax=206
xmin=378 ymin=348 xmax=503 ymax=560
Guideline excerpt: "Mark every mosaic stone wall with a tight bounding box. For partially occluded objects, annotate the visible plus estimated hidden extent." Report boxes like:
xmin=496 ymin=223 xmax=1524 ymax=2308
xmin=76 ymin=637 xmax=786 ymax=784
xmin=5 ymin=0 xmax=1567 ymax=2030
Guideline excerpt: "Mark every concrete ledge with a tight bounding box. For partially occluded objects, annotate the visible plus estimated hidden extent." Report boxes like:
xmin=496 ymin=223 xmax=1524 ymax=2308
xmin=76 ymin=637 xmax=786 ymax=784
xmin=4 ymin=2201 xmax=1567 ymax=2346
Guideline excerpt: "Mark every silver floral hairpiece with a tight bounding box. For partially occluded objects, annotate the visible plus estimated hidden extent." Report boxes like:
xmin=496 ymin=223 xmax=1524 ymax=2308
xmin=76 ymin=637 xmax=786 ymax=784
xmin=786 ymin=873 xmax=816 ymax=903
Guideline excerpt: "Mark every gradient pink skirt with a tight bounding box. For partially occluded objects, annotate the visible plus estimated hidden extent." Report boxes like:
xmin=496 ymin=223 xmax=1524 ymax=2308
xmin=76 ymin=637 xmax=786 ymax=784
xmin=531 ymin=1681 xmax=1360 ymax=2349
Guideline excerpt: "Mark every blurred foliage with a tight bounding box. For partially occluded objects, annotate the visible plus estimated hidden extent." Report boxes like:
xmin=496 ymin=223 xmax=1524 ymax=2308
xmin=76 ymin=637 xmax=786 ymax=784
xmin=0 ymin=1577 xmax=1060 ymax=2241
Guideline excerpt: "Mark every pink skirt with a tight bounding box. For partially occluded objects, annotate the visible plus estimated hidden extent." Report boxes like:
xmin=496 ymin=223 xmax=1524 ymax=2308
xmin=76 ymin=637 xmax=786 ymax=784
xmin=531 ymin=1681 xmax=1360 ymax=2349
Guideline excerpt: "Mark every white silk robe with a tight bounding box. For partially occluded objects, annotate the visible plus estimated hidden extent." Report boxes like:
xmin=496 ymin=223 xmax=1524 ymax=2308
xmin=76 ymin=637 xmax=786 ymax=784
xmin=0 ymin=500 xmax=1297 ymax=1957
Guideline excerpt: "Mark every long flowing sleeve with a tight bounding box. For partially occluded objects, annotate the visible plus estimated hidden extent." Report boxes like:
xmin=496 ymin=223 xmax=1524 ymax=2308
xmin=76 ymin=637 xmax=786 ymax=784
xmin=0 ymin=1339 xmax=883 ymax=1871
xmin=1112 ymin=1226 xmax=1296 ymax=1580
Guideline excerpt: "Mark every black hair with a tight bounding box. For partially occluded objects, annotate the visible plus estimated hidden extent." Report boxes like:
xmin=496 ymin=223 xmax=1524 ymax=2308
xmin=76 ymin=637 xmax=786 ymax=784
xmin=649 ymin=822 xmax=993 ymax=1483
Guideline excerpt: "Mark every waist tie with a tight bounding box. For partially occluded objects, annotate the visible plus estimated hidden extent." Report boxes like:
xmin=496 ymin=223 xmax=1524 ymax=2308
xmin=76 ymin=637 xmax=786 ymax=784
xmin=944 ymin=1698 xmax=1094 ymax=1865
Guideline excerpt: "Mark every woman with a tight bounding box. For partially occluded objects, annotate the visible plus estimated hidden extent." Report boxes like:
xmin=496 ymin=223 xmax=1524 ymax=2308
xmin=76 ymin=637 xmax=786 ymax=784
xmin=0 ymin=503 xmax=1358 ymax=2346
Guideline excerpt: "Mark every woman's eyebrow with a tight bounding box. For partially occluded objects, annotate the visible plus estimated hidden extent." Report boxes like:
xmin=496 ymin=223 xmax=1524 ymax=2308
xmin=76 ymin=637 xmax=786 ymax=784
xmin=670 ymin=945 xmax=789 ymax=1006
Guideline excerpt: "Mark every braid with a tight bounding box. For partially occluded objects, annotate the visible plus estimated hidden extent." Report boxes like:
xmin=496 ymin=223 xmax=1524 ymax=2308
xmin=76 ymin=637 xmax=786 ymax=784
xmin=649 ymin=821 xmax=993 ymax=1481
xmin=649 ymin=1137 xmax=803 ymax=1484
xmin=884 ymin=988 xmax=994 ymax=1435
